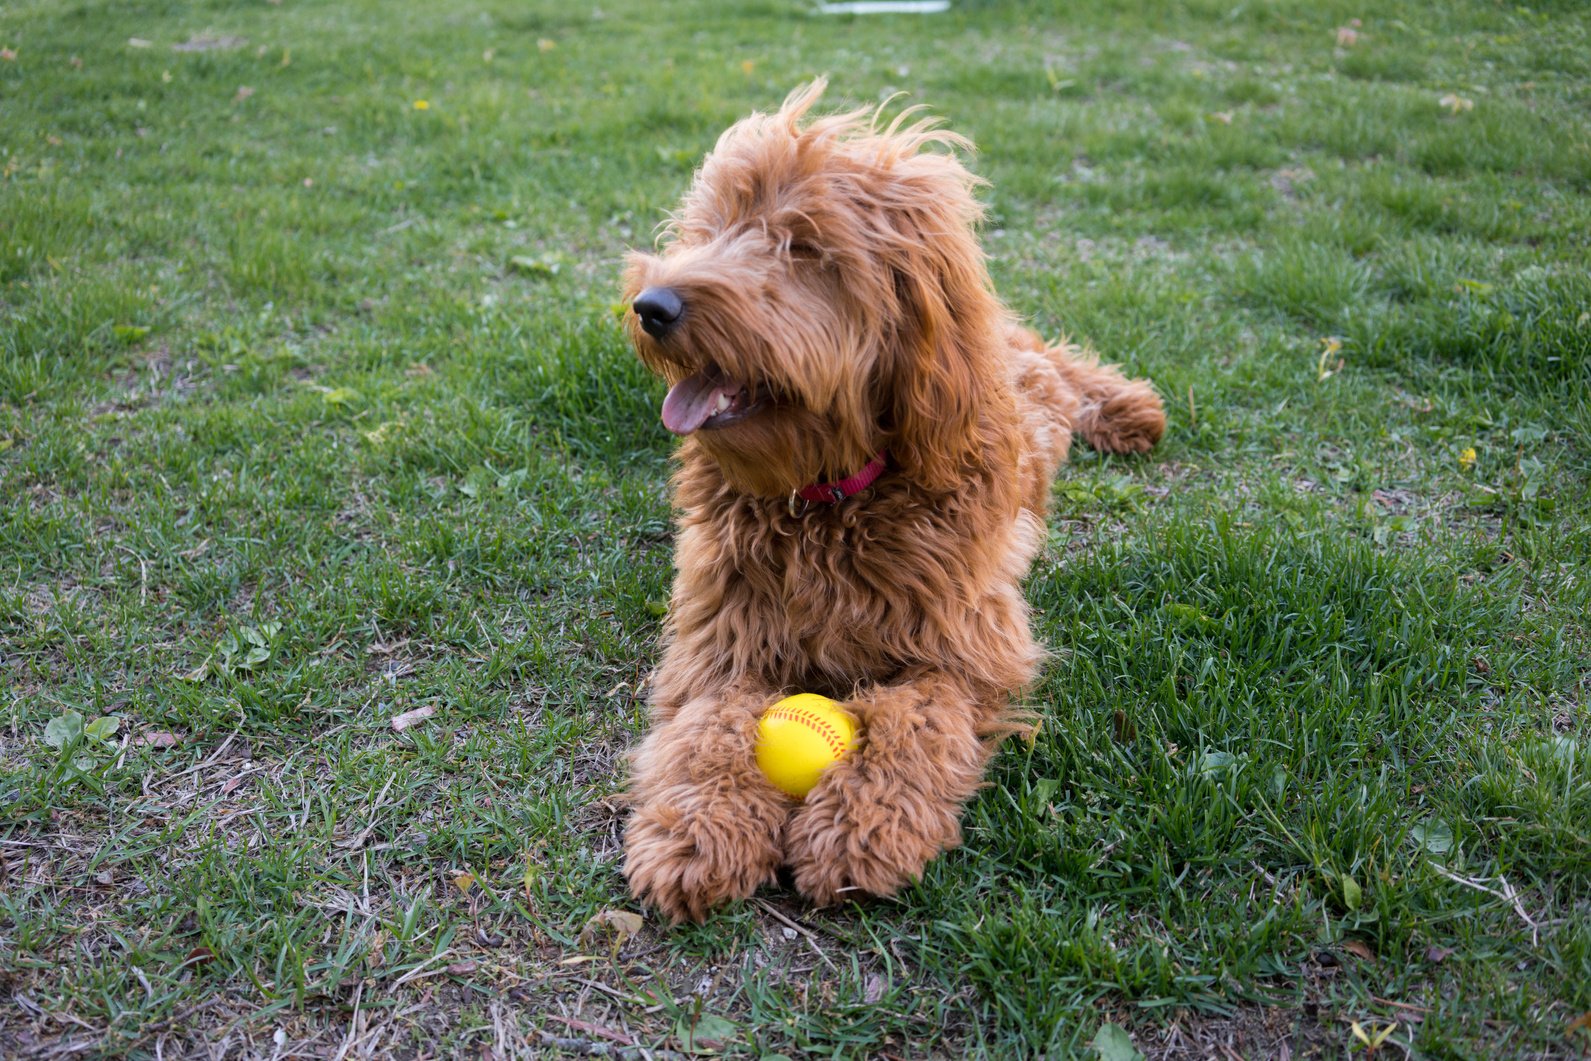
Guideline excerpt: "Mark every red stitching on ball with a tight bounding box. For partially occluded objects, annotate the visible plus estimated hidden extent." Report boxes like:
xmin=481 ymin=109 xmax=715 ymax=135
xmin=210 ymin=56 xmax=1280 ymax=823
xmin=765 ymin=706 xmax=847 ymax=757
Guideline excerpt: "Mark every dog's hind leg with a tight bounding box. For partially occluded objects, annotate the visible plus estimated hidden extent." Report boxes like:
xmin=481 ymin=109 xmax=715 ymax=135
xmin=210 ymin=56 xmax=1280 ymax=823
xmin=1048 ymin=342 xmax=1165 ymax=455
xmin=1006 ymin=324 xmax=1165 ymax=459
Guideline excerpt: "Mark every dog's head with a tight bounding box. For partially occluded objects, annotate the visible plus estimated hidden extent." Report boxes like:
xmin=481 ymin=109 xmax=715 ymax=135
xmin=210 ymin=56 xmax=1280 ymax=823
xmin=623 ymin=79 xmax=1009 ymax=498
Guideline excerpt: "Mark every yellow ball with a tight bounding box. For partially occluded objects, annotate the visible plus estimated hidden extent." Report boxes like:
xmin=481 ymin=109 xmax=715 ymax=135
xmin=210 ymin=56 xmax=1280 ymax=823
xmin=754 ymin=693 xmax=857 ymax=799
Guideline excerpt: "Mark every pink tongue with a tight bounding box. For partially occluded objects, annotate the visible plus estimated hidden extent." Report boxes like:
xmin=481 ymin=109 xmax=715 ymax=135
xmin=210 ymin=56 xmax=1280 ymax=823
xmin=661 ymin=370 xmax=738 ymax=435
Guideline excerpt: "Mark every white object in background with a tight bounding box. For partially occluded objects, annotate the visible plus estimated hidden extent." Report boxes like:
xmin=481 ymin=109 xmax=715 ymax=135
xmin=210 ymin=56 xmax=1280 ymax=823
xmin=817 ymin=1 xmax=951 ymax=13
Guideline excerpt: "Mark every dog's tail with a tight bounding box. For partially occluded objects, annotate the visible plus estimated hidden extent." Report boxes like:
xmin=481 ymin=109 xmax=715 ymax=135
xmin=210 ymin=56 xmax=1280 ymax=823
xmin=1050 ymin=346 xmax=1166 ymax=454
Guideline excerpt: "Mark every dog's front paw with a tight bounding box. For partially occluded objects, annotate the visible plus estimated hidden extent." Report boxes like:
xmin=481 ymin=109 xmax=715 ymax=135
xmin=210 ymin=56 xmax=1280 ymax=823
xmin=623 ymin=797 xmax=783 ymax=923
xmin=783 ymin=764 xmax=963 ymax=908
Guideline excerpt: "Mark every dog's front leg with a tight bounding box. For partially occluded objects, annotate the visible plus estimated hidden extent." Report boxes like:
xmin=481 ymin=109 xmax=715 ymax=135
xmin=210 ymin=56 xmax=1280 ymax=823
xmin=623 ymin=687 xmax=789 ymax=923
xmin=783 ymin=675 xmax=992 ymax=907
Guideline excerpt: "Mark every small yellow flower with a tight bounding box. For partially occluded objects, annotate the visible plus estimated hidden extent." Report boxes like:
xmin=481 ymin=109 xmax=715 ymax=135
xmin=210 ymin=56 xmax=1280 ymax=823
xmin=1317 ymin=336 xmax=1344 ymax=381
xmin=1349 ymin=1020 xmax=1397 ymax=1053
xmin=1459 ymin=447 xmax=1477 ymax=470
xmin=412 ymin=99 xmax=429 ymax=110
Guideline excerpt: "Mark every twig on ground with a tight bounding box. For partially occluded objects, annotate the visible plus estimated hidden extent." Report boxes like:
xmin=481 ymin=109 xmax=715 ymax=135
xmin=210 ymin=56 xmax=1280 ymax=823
xmin=1429 ymin=864 xmax=1541 ymax=945
xmin=753 ymin=897 xmax=838 ymax=971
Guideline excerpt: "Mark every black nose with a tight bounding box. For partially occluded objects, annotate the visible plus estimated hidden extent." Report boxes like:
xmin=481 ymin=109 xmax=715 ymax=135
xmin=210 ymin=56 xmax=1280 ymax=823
xmin=633 ymin=286 xmax=684 ymax=339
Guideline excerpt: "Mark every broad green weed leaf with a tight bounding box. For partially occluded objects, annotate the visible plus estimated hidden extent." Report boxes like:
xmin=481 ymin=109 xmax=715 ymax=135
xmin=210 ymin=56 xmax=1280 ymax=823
xmin=1166 ymin=602 xmax=1216 ymax=630
xmin=322 ymin=387 xmax=359 ymax=407
xmin=1197 ymin=750 xmax=1241 ymax=778
xmin=1032 ymin=778 xmax=1063 ymax=806
xmin=1412 ymin=819 xmax=1453 ymax=855
xmin=83 ymin=716 xmax=121 ymax=742
xmin=674 ymin=1012 xmax=738 ymax=1054
xmin=1091 ymin=1023 xmax=1145 ymax=1061
xmin=44 ymin=711 xmax=84 ymax=749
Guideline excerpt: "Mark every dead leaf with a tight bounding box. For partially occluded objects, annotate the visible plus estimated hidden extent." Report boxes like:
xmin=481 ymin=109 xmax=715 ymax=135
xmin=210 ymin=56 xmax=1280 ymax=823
xmin=221 ymin=772 xmax=248 ymax=795
xmin=135 ymin=730 xmax=182 ymax=748
xmin=1438 ymin=93 xmax=1474 ymax=115
xmin=182 ymin=946 xmax=216 ymax=968
xmin=128 ymin=38 xmax=153 ymax=49
xmin=1340 ymin=938 xmax=1375 ymax=961
xmin=1112 ymin=708 xmax=1137 ymax=742
xmin=233 ymin=85 xmax=254 ymax=104
xmin=0 ymin=48 xmax=16 ymax=61
xmin=446 ymin=960 xmax=478 ymax=975
xmin=578 ymin=909 xmax=644 ymax=948
xmin=1336 ymin=26 xmax=1359 ymax=47
xmin=1568 ymin=1012 xmax=1591 ymax=1037
xmin=1424 ymin=945 xmax=1453 ymax=963
xmin=537 ymin=38 xmax=556 ymax=52
xmin=390 ymin=704 xmax=436 ymax=731
xmin=453 ymin=872 xmax=476 ymax=895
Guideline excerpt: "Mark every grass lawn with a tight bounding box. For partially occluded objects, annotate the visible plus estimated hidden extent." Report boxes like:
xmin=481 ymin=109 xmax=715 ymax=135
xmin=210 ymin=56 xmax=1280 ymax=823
xmin=3 ymin=0 xmax=1589 ymax=1056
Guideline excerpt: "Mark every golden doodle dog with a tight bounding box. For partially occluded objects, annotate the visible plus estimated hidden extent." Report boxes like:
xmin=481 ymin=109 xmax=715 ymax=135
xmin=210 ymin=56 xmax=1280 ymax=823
xmin=621 ymin=80 xmax=1164 ymax=922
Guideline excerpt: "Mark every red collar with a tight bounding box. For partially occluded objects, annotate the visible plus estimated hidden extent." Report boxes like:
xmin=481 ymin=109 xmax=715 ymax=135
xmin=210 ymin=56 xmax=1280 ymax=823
xmin=794 ymin=450 xmax=890 ymax=506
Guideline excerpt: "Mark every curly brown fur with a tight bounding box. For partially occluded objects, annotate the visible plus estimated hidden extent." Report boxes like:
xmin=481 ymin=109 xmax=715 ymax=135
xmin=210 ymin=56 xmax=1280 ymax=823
xmin=620 ymin=80 xmax=1165 ymax=923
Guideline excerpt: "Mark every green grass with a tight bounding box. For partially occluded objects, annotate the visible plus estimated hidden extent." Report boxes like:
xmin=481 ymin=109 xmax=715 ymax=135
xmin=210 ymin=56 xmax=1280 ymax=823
xmin=2 ymin=0 xmax=1588 ymax=1057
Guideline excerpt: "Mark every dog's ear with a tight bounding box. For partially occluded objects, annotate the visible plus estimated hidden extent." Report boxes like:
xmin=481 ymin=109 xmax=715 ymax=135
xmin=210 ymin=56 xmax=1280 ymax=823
xmin=881 ymin=154 xmax=1008 ymax=495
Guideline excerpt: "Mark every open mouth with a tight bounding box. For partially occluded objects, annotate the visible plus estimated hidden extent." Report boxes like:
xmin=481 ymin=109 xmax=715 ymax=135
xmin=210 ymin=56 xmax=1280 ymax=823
xmin=660 ymin=363 xmax=767 ymax=435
